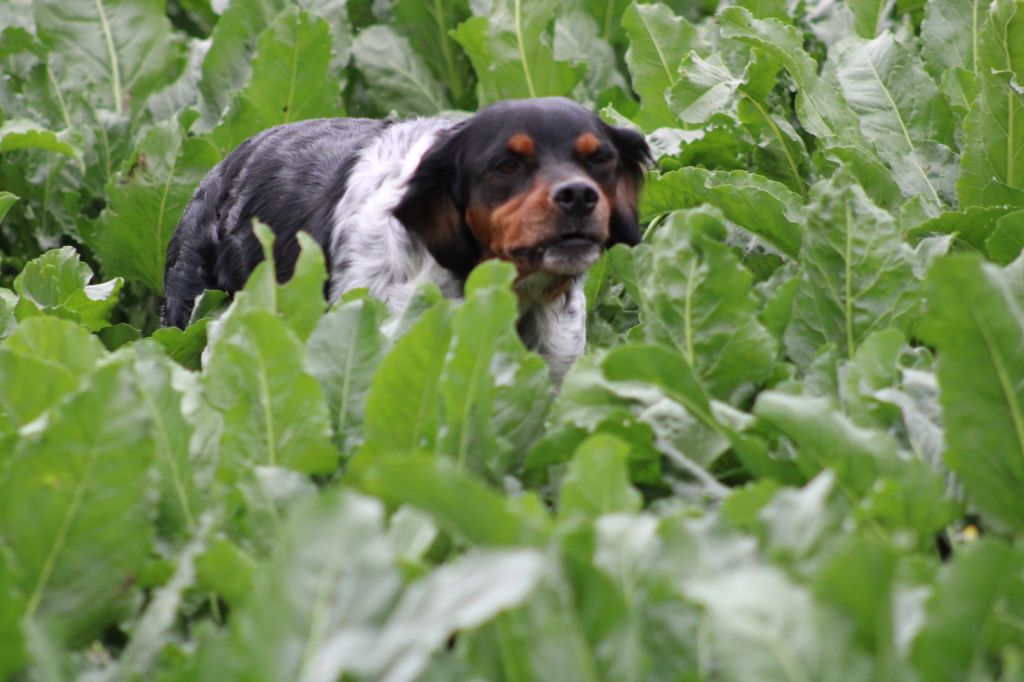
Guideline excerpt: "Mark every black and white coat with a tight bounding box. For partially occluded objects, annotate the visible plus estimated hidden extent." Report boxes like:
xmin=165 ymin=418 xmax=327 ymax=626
xmin=163 ymin=98 xmax=650 ymax=381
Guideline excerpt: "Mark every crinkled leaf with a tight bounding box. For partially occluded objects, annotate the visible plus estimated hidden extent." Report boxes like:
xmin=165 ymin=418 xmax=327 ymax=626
xmin=392 ymin=0 xmax=473 ymax=108
xmin=784 ymin=173 xmax=919 ymax=367
xmin=958 ymin=0 xmax=1024 ymax=208
xmin=637 ymin=209 xmax=777 ymax=400
xmin=0 ymin=357 xmax=154 ymax=647
xmin=622 ymin=2 xmax=696 ymax=130
xmin=641 ymin=167 xmax=804 ymax=258
xmin=94 ymin=115 xmax=220 ymax=293
xmin=204 ymin=310 xmax=337 ymax=475
xmin=836 ymin=33 xmax=958 ymax=209
xmin=352 ymin=25 xmax=450 ymax=116
xmin=921 ymin=0 xmax=981 ymax=77
xmin=907 ymin=205 xmax=1018 ymax=250
xmin=33 ymin=0 xmax=184 ymax=114
xmin=452 ymin=0 xmax=582 ymax=103
xmin=13 ymin=246 xmax=123 ymax=332
xmin=921 ymin=255 xmax=1024 ymax=530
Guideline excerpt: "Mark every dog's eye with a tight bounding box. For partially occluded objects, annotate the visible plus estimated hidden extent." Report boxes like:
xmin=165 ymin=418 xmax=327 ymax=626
xmin=589 ymin=150 xmax=616 ymax=165
xmin=494 ymin=158 xmax=522 ymax=175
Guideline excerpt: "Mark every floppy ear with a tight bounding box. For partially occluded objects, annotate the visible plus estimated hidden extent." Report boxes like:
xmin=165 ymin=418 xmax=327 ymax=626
xmin=605 ymin=124 xmax=652 ymax=247
xmin=393 ymin=134 xmax=480 ymax=276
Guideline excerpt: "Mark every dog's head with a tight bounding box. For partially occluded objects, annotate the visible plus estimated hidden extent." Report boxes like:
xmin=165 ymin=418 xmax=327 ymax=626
xmin=394 ymin=98 xmax=651 ymax=282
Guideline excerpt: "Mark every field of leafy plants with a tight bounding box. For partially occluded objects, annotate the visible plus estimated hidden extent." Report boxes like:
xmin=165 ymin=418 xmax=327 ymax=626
xmin=1 ymin=0 xmax=1024 ymax=678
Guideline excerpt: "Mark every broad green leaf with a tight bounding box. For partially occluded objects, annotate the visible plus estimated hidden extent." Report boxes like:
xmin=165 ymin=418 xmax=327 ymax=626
xmin=907 ymin=205 xmax=1018 ymax=250
xmin=958 ymin=0 xmax=1024 ymax=208
xmin=276 ymin=232 xmax=328 ymax=341
xmin=754 ymin=471 xmax=847 ymax=566
xmin=836 ymin=33 xmax=958 ymax=209
xmin=204 ymin=310 xmax=337 ymax=475
xmin=352 ymin=454 xmax=549 ymax=546
xmin=451 ymin=0 xmax=582 ymax=103
xmin=361 ymin=299 xmax=452 ymax=456
xmin=553 ymin=10 xmax=628 ymax=99
xmin=310 ymin=549 xmax=546 ymax=681
xmin=0 ymin=192 xmax=17 ymax=224
xmin=0 ymin=358 xmax=154 ymax=646
xmin=912 ymin=540 xmax=1024 ymax=682
xmin=921 ymin=0 xmax=982 ymax=76
xmin=986 ymin=209 xmax=1024 ymax=264
xmin=93 ymin=115 xmax=220 ymax=293
xmin=754 ymin=392 xmax=893 ymax=496
xmin=784 ymin=173 xmax=919 ymax=367
xmin=921 ymin=256 xmax=1024 ymax=530
xmin=622 ymin=2 xmax=697 ymax=130
xmin=131 ymin=342 xmax=200 ymax=537
xmin=558 ymin=434 xmax=641 ymax=521
xmin=719 ymin=7 xmax=865 ymax=147
xmin=0 ymin=119 xmax=77 ymax=157
xmin=847 ymin=0 xmax=894 ymax=38
xmin=816 ymin=145 xmax=903 ymax=212
xmin=392 ymin=0 xmax=473 ymax=108
xmin=640 ymin=167 xmax=804 ymax=258
xmin=0 ymin=317 xmax=104 ymax=444
xmin=210 ymin=8 xmax=339 ymax=154
xmin=438 ymin=261 xmax=552 ymax=480
xmin=352 ymin=25 xmax=450 ymax=116
xmin=197 ymin=492 xmax=400 ymax=682
xmin=13 ymin=246 xmax=123 ymax=332
xmin=196 ymin=0 xmax=288 ymax=123
xmin=637 ymin=209 xmax=777 ymax=400
xmin=33 ymin=0 xmax=184 ymax=115
xmin=305 ymin=296 xmax=390 ymax=453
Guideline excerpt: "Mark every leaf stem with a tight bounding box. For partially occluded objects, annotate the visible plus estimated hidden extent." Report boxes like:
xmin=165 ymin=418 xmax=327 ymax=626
xmin=93 ymin=0 xmax=123 ymax=114
xmin=513 ymin=0 xmax=536 ymax=97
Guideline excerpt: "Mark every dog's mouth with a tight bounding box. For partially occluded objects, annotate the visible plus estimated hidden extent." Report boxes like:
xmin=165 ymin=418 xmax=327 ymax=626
xmin=510 ymin=232 xmax=603 ymax=275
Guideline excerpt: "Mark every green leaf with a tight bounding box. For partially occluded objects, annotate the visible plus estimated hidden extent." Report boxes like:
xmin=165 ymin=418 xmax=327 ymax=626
xmin=986 ymin=209 xmax=1024 ymax=264
xmin=558 ymin=434 xmax=641 ymax=521
xmin=352 ymin=454 xmax=549 ymax=546
xmin=210 ymin=8 xmax=339 ymax=154
xmin=0 ymin=357 xmax=154 ymax=646
xmin=392 ymin=0 xmax=473 ymax=108
xmin=352 ymin=25 xmax=450 ymax=115
xmin=131 ymin=342 xmax=200 ymax=537
xmin=784 ymin=173 xmax=919 ymax=367
xmin=921 ymin=255 xmax=1024 ymax=530
xmin=276 ymin=232 xmax=328 ymax=341
xmin=637 ymin=209 xmax=778 ymax=400
xmin=204 ymin=310 xmax=337 ymax=475
xmin=196 ymin=0 xmax=289 ymax=123
xmin=921 ymin=0 xmax=982 ymax=76
xmin=912 ymin=540 xmax=1024 ymax=682
xmin=847 ymin=0 xmax=894 ymax=38
xmin=907 ymin=205 xmax=1019 ymax=250
xmin=437 ymin=261 xmax=551 ymax=480
xmin=621 ymin=2 xmax=697 ymax=131
xmin=451 ymin=0 xmax=582 ymax=104
xmin=13 ymin=246 xmax=123 ymax=332
xmin=719 ymin=7 xmax=865 ymax=147
xmin=33 ymin=0 xmax=184 ymax=115
xmin=0 ymin=317 xmax=104 ymax=442
xmin=958 ymin=0 xmax=1024 ymax=208
xmin=0 ymin=119 xmax=77 ymax=157
xmin=198 ymin=491 xmax=400 ymax=682
xmin=93 ymin=115 xmax=220 ymax=293
xmin=0 ymin=192 xmax=17 ymax=224
xmin=305 ymin=296 xmax=390 ymax=454
xmin=640 ymin=167 xmax=804 ymax=258
xmin=836 ymin=33 xmax=958 ymax=209
xmin=361 ymin=299 xmax=452 ymax=456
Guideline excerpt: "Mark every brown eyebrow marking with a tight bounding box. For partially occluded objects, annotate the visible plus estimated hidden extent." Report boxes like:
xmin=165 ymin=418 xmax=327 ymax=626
xmin=507 ymin=133 xmax=535 ymax=156
xmin=574 ymin=132 xmax=601 ymax=156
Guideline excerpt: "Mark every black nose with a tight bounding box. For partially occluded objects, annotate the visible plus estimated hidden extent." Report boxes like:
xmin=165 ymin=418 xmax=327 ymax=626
xmin=551 ymin=181 xmax=599 ymax=216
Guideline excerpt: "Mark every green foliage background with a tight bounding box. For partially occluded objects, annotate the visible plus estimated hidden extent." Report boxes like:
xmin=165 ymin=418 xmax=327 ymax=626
xmin=2 ymin=0 xmax=1024 ymax=679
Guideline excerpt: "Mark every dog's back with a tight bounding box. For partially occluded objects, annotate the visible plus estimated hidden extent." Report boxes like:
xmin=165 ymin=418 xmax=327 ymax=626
xmin=162 ymin=117 xmax=390 ymax=327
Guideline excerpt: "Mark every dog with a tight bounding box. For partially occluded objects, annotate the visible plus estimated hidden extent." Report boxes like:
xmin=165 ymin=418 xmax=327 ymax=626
xmin=162 ymin=97 xmax=650 ymax=380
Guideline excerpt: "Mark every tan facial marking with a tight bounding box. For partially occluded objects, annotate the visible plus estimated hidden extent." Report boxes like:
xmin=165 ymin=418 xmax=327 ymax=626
xmin=574 ymin=132 xmax=601 ymax=156
xmin=507 ymin=133 xmax=535 ymax=156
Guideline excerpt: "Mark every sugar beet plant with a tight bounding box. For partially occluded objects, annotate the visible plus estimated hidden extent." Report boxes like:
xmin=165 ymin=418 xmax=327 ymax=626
xmin=2 ymin=0 xmax=1024 ymax=679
